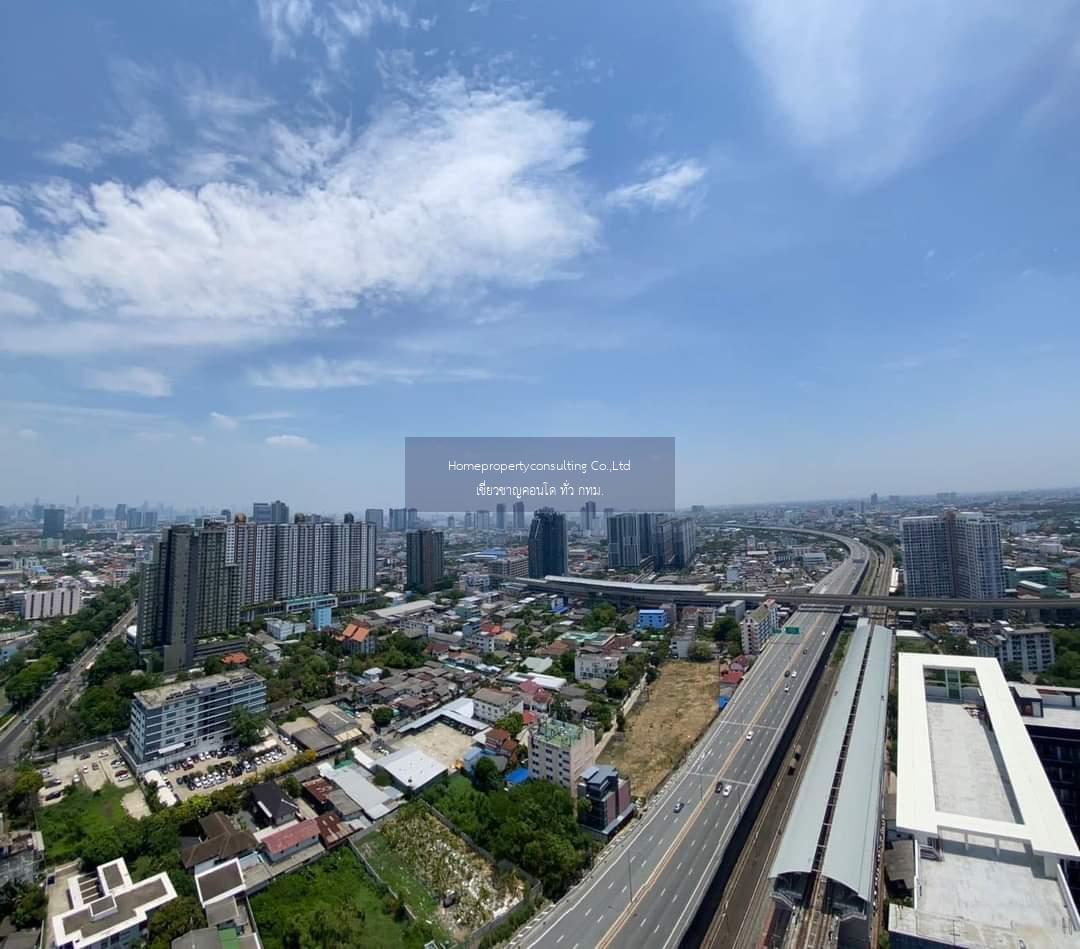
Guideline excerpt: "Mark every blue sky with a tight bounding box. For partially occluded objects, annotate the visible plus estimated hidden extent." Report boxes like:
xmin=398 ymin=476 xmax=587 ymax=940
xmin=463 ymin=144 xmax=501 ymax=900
xmin=2 ymin=0 xmax=1079 ymax=511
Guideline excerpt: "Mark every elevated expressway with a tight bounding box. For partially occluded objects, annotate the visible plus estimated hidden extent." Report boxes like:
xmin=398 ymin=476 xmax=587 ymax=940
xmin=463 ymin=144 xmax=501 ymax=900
xmin=514 ymin=539 xmax=874 ymax=949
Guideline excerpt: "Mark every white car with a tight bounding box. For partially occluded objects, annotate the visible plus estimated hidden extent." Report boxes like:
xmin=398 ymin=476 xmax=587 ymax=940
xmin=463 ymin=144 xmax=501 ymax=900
xmin=784 ymin=685 xmax=790 ymax=693
xmin=790 ymin=671 xmax=797 ymax=678
xmin=745 ymin=731 xmax=754 ymax=741
xmin=722 ymin=784 xmax=732 ymax=797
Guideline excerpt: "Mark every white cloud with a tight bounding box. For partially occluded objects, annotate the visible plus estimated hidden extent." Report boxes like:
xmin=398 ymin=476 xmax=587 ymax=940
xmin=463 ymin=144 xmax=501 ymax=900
xmin=727 ymin=0 xmax=1075 ymax=186
xmin=190 ymin=434 xmax=206 ymax=443
xmin=249 ymin=356 xmax=493 ymax=389
xmin=257 ymin=0 xmax=408 ymax=65
xmin=606 ymin=158 xmax=707 ymax=210
xmin=84 ymin=366 xmax=172 ymax=397
xmin=0 ymin=75 xmax=596 ymax=355
xmin=210 ymin=411 xmax=240 ymax=430
xmin=16 ymin=428 xmax=38 ymax=441
xmin=265 ymin=433 xmax=314 ymax=448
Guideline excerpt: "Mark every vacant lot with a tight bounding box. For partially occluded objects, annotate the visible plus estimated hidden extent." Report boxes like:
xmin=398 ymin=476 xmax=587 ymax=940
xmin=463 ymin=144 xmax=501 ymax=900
xmin=39 ymin=784 xmax=131 ymax=863
xmin=600 ymin=661 xmax=720 ymax=798
xmin=250 ymin=847 xmax=444 ymax=949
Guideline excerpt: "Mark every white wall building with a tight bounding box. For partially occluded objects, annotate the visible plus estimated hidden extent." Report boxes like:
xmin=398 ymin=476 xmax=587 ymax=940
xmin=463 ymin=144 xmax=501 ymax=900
xmin=528 ymin=718 xmax=596 ymax=797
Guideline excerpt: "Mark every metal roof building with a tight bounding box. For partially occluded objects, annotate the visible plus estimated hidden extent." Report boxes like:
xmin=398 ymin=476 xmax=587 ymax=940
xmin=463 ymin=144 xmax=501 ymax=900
xmin=770 ymin=618 xmax=893 ymax=924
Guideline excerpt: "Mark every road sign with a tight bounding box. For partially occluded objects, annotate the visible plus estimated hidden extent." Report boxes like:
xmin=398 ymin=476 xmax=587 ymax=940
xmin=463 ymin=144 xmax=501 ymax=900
xmin=784 ymin=625 xmax=800 ymax=635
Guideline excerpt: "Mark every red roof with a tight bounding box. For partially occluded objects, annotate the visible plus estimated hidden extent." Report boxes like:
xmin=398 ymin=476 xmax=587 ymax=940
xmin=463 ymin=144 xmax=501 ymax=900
xmin=518 ymin=680 xmax=540 ymax=695
xmin=301 ymin=778 xmax=335 ymax=805
xmin=262 ymin=819 xmax=319 ymax=856
xmin=337 ymin=623 xmax=371 ymax=643
xmin=315 ymin=812 xmax=349 ymax=847
xmin=720 ymin=671 xmax=744 ymax=685
xmin=221 ymin=652 xmax=248 ymax=665
xmin=533 ymin=688 xmax=552 ymax=704
xmin=522 ymin=711 xmax=539 ymax=726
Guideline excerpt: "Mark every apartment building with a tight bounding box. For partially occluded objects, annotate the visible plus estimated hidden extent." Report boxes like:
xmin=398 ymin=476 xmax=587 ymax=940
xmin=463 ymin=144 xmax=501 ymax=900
xmin=742 ymin=599 xmax=779 ymax=655
xmin=974 ymin=624 xmax=1056 ymax=675
xmin=901 ymin=511 xmax=1004 ymax=599
xmin=574 ymin=649 xmax=622 ymax=681
xmin=14 ymin=584 xmax=82 ymax=620
xmin=472 ymin=687 xmax=523 ymax=725
xmin=128 ymin=670 xmax=267 ymax=772
xmin=528 ymin=718 xmax=596 ymax=797
xmin=577 ymin=765 xmax=634 ymax=838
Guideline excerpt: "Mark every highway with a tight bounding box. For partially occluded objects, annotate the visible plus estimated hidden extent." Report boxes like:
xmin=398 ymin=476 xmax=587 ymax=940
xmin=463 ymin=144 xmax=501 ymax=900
xmin=0 ymin=605 xmax=136 ymax=763
xmin=515 ymin=541 xmax=871 ymax=949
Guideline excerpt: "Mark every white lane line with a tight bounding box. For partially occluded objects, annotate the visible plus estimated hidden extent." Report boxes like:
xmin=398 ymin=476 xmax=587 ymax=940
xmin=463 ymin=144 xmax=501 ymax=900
xmin=556 ymin=936 xmax=564 ymax=945
xmin=608 ymin=880 xmax=614 ymax=890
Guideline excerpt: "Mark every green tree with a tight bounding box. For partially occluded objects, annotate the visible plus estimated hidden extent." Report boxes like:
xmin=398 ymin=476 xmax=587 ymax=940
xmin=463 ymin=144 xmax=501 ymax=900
xmin=203 ymin=655 xmax=225 ymax=676
xmin=494 ymin=712 xmax=524 ymax=736
xmin=11 ymin=885 xmax=46 ymax=930
xmin=473 ymin=756 xmax=502 ymax=793
xmin=282 ymin=775 xmax=302 ymax=799
xmin=230 ymin=706 xmax=266 ymax=747
xmin=146 ymin=895 xmax=204 ymax=949
xmin=687 ymin=641 xmax=714 ymax=662
xmin=605 ymin=677 xmax=629 ymax=700
xmin=371 ymin=706 xmax=394 ymax=729
xmin=1002 ymin=661 xmax=1024 ymax=682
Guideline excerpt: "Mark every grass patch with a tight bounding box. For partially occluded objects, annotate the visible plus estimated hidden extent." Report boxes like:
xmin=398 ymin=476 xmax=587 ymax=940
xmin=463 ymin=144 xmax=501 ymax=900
xmin=599 ymin=660 xmax=720 ymax=798
xmin=39 ymin=784 xmax=130 ymax=864
xmin=360 ymin=831 xmax=440 ymax=922
xmin=250 ymin=847 xmax=444 ymax=949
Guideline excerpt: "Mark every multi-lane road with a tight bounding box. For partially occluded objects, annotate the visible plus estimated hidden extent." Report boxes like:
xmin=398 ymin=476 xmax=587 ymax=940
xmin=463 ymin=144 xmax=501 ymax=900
xmin=0 ymin=605 xmax=136 ymax=763
xmin=516 ymin=540 xmax=871 ymax=949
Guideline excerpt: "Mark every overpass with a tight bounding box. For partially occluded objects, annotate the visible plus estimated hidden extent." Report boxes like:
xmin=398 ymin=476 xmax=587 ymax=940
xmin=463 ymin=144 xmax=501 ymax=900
xmin=514 ymin=541 xmax=874 ymax=949
xmin=521 ymin=576 xmax=1080 ymax=613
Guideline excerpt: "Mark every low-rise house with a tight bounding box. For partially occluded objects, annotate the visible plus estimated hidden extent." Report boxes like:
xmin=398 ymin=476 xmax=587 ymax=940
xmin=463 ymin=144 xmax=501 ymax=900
xmin=249 ymin=782 xmax=300 ymax=828
xmin=51 ymin=858 xmax=176 ymax=949
xmin=472 ymin=687 xmax=524 ymax=724
xmin=577 ymin=765 xmax=634 ymax=838
xmin=260 ymin=820 xmax=320 ymax=864
xmin=335 ymin=623 xmax=376 ymax=656
xmin=574 ymin=649 xmax=622 ymax=681
xmin=180 ymin=813 xmax=257 ymax=875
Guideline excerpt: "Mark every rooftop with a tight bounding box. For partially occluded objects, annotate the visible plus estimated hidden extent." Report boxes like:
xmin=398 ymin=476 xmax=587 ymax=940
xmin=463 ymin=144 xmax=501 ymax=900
xmin=134 ymin=670 xmax=265 ymax=708
xmin=378 ymin=747 xmax=446 ymax=789
xmin=896 ymin=653 xmax=1079 ymax=860
xmin=194 ymin=858 xmax=247 ymax=908
xmin=533 ymin=718 xmax=586 ymax=749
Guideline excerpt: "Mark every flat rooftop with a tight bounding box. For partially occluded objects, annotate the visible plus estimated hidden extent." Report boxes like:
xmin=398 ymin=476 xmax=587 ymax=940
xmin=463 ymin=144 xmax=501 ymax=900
xmin=896 ymin=653 xmax=1079 ymax=860
xmin=134 ymin=670 xmax=264 ymax=707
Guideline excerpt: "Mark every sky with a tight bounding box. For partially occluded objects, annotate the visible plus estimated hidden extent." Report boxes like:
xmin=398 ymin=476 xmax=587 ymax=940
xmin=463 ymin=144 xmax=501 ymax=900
xmin=2 ymin=0 xmax=1080 ymax=512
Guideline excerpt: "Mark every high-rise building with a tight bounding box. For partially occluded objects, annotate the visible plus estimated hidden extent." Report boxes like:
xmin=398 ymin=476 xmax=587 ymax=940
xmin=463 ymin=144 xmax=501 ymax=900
xmin=607 ymin=514 xmax=641 ymax=570
xmin=126 ymin=508 xmax=144 ymax=530
xmin=406 ymin=508 xmax=419 ymax=530
xmin=901 ymin=511 xmax=1004 ymax=599
xmin=252 ymin=502 xmax=272 ymax=525
xmin=528 ymin=508 xmax=567 ymax=578
xmin=580 ymin=501 xmax=597 ymax=533
xmin=42 ymin=507 xmax=65 ymax=539
xmin=138 ymin=525 xmax=238 ymax=673
xmin=495 ymin=504 xmax=506 ymax=530
xmin=270 ymin=500 xmax=290 ymax=525
xmin=637 ymin=513 xmax=656 ymax=559
xmin=389 ymin=508 xmax=408 ymax=532
xmin=870 ymin=492 xmax=879 ymax=507
xmin=406 ymin=529 xmax=444 ymax=593
xmin=0 ymin=505 xmax=8 ymax=524
xmin=475 ymin=510 xmax=491 ymax=530
xmin=512 ymin=501 xmax=525 ymax=530
xmin=364 ymin=508 xmax=384 ymax=530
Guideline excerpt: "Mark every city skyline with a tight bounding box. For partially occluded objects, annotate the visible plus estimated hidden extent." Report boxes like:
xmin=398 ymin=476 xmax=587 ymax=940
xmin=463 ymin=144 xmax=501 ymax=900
xmin=2 ymin=2 xmax=1080 ymax=504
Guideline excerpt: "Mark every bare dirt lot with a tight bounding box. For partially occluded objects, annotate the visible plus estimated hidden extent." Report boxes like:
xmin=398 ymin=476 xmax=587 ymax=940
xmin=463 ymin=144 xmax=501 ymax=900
xmin=599 ymin=661 xmax=720 ymax=799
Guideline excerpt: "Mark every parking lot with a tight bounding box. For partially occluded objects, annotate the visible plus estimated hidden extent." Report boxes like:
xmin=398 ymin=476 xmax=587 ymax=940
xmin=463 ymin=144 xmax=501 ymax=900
xmin=37 ymin=743 xmax=134 ymax=806
xmin=165 ymin=735 xmax=300 ymax=801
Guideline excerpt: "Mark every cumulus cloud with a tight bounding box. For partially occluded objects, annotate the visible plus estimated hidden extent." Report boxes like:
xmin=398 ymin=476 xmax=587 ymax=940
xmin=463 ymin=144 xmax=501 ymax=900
xmin=606 ymin=158 xmax=707 ymax=210
xmin=727 ymin=0 xmax=1075 ymax=186
xmin=249 ymin=356 xmax=493 ymax=389
xmin=0 ymin=75 xmax=597 ymax=355
xmin=84 ymin=366 xmax=172 ymax=397
xmin=210 ymin=411 xmax=240 ymax=430
xmin=265 ymin=433 xmax=314 ymax=448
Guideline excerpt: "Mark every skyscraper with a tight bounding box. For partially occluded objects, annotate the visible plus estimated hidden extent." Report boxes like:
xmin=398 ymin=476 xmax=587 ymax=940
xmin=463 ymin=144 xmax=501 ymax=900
xmin=653 ymin=516 xmax=697 ymax=569
xmin=607 ymin=514 xmax=641 ymax=570
xmin=475 ymin=509 xmax=491 ymax=530
xmin=138 ymin=525 xmax=238 ymax=673
xmin=512 ymin=501 xmax=525 ymax=530
xmin=270 ymin=500 xmax=290 ymax=525
xmin=901 ymin=511 xmax=1003 ymax=599
xmin=42 ymin=507 xmax=65 ymax=539
xmin=495 ymin=504 xmax=506 ymax=530
xmin=406 ymin=529 xmax=444 ymax=593
xmin=364 ymin=508 xmax=384 ymax=530
xmin=406 ymin=508 xmax=419 ymax=530
xmin=389 ymin=508 xmax=408 ymax=531
xmin=252 ymin=502 xmax=271 ymax=525
xmin=114 ymin=503 xmax=127 ymax=522
xmin=580 ymin=501 xmax=597 ymax=533
xmin=529 ymin=508 xmax=567 ymax=578
xmin=637 ymin=512 xmax=656 ymax=559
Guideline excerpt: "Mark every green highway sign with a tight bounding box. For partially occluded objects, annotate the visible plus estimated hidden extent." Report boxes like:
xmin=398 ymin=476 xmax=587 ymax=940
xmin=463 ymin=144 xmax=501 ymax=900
xmin=784 ymin=626 xmax=800 ymax=635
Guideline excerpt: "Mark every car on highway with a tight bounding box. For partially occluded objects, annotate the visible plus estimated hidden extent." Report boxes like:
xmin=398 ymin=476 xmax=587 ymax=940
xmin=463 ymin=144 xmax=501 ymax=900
xmin=673 ymin=801 xmax=685 ymax=813
xmin=791 ymin=670 xmax=797 ymax=678
xmin=783 ymin=670 xmax=790 ymax=677
xmin=722 ymin=784 xmax=732 ymax=797
xmin=784 ymin=685 xmax=790 ymax=693
xmin=745 ymin=731 xmax=754 ymax=741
